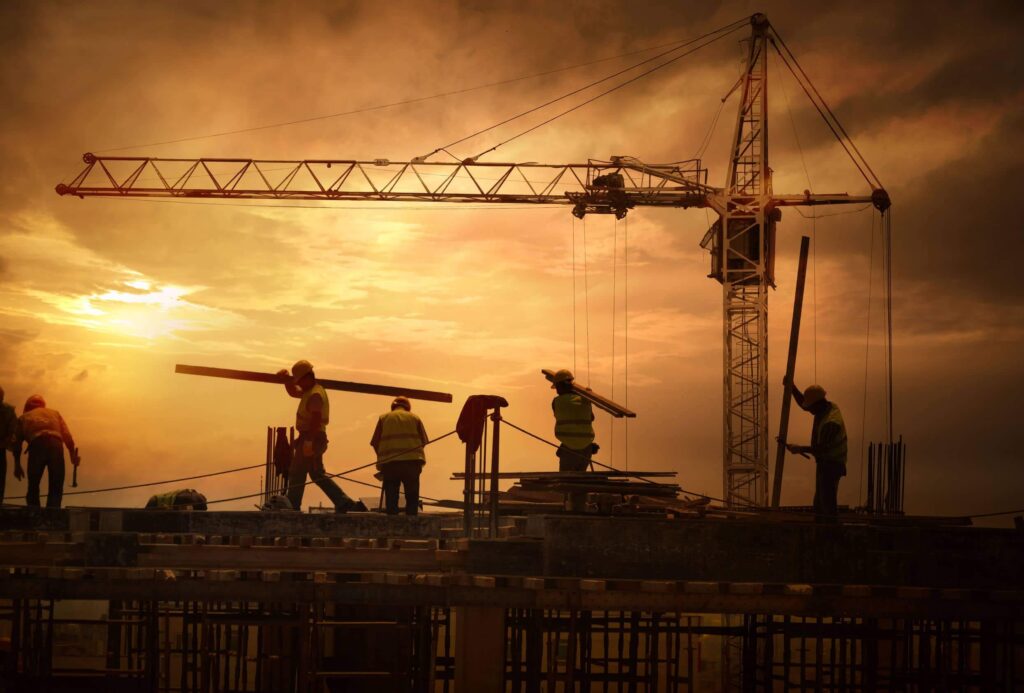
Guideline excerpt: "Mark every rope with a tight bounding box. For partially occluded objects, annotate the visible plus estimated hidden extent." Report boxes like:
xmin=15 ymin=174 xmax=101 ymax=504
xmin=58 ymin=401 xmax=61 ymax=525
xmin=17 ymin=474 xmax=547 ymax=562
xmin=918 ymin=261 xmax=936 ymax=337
xmin=195 ymin=430 xmax=458 ymax=507
xmin=469 ymin=22 xmax=749 ymax=161
xmin=500 ymin=418 xmax=661 ymax=487
xmin=95 ymin=34 xmax=733 ymax=153
xmin=5 ymin=461 xmax=265 ymax=501
xmin=768 ymin=31 xmax=884 ymax=191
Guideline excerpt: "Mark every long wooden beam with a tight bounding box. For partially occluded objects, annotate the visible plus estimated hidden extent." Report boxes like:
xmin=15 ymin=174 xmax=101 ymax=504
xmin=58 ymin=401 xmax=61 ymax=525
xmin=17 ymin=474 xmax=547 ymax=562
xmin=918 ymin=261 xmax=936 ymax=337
xmin=771 ymin=236 xmax=810 ymax=507
xmin=541 ymin=369 xmax=636 ymax=418
xmin=175 ymin=364 xmax=453 ymax=403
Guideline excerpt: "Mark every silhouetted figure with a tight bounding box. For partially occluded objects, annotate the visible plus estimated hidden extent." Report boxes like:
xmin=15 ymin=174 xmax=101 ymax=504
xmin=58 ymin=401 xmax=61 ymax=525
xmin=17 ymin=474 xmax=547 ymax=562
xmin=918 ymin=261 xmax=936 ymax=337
xmin=371 ymin=396 xmax=427 ymax=515
xmin=0 ymin=386 xmax=17 ymax=504
xmin=550 ymin=369 xmax=598 ymax=512
xmin=276 ymin=360 xmax=363 ymax=513
xmin=13 ymin=395 xmax=79 ymax=509
xmin=785 ymin=379 xmax=848 ymax=522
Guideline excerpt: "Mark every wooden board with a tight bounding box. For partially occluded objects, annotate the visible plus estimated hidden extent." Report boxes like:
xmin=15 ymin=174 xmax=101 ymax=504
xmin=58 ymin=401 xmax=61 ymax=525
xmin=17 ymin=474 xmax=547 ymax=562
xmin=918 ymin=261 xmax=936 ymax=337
xmin=176 ymin=364 xmax=452 ymax=403
xmin=542 ymin=369 xmax=636 ymax=418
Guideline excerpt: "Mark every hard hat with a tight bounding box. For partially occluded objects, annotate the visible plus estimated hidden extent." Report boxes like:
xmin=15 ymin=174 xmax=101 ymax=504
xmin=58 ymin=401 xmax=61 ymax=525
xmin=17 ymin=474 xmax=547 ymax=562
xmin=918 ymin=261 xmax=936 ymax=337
xmin=550 ymin=369 xmax=575 ymax=388
xmin=392 ymin=396 xmax=411 ymax=411
xmin=291 ymin=360 xmax=314 ymax=381
xmin=24 ymin=394 xmax=46 ymax=413
xmin=802 ymin=385 xmax=826 ymax=408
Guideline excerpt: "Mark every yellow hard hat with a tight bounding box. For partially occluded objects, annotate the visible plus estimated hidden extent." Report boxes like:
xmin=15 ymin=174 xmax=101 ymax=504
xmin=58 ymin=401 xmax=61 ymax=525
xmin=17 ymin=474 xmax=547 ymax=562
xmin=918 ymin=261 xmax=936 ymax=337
xmin=291 ymin=360 xmax=314 ymax=381
xmin=802 ymin=384 xmax=826 ymax=408
xmin=392 ymin=396 xmax=411 ymax=411
xmin=550 ymin=369 xmax=574 ymax=388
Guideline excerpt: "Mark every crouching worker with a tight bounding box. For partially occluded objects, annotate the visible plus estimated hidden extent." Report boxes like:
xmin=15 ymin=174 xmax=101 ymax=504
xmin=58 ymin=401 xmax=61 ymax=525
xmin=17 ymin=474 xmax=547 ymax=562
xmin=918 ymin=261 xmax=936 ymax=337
xmin=371 ymin=396 xmax=427 ymax=515
xmin=146 ymin=488 xmax=208 ymax=511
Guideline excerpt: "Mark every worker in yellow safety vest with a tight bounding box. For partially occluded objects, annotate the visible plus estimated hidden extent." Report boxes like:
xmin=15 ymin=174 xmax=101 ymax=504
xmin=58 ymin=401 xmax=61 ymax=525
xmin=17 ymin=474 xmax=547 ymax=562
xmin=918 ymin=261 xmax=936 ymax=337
xmin=371 ymin=396 xmax=428 ymax=515
xmin=276 ymin=360 xmax=364 ymax=513
xmin=550 ymin=369 xmax=598 ymax=472
xmin=784 ymin=378 xmax=848 ymax=522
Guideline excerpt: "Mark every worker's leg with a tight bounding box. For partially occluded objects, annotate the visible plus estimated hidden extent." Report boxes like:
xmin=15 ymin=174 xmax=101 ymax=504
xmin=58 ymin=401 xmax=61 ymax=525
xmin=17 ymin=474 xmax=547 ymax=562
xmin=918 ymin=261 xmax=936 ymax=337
xmin=285 ymin=457 xmax=309 ymax=511
xmin=402 ymin=462 xmax=421 ymax=516
xmin=45 ymin=445 xmax=66 ymax=510
xmin=0 ymin=451 xmax=7 ymax=504
xmin=25 ymin=441 xmax=46 ymax=507
xmin=557 ymin=446 xmax=591 ymax=511
xmin=308 ymin=455 xmax=357 ymax=511
xmin=381 ymin=465 xmax=401 ymax=515
xmin=813 ymin=463 xmax=840 ymax=523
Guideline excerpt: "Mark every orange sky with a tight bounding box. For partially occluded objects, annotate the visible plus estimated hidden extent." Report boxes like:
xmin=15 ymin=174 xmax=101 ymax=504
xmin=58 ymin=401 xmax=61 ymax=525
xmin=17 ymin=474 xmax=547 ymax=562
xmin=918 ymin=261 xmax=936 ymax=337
xmin=1 ymin=0 xmax=1021 ymax=524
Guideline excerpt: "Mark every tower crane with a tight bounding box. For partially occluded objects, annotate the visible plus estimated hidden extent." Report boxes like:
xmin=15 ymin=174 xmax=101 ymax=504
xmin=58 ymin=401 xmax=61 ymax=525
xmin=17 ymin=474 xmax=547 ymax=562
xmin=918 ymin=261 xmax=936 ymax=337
xmin=55 ymin=14 xmax=889 ymax=508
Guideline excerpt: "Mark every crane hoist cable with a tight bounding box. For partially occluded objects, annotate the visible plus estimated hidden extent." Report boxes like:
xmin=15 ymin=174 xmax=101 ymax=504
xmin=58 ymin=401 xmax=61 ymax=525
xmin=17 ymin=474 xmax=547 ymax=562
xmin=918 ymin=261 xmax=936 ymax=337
xmin=618 ymin=213 xmax=626 ymax=466
xmin=572 ymin=216 xmax=578 ymax=376
xmin=583 ymin=216 xmax=592 ymax=386
xmin=859 ymin=210 xmax=877 ymax=507
xmin=611 ymin=216 xmax=618 ymax=466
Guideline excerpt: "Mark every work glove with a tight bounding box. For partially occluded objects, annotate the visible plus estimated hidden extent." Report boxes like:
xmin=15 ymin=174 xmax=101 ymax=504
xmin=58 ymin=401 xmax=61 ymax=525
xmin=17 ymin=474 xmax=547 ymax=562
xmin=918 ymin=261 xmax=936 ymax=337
xmin=71 ymin=447 xmax=81 ymax=467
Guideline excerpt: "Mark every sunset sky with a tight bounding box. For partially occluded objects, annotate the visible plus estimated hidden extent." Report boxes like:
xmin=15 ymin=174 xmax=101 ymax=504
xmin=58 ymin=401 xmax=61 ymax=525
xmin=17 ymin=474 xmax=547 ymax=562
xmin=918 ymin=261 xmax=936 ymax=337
xmin=1 ymin=1 xmax=1021 ymax=524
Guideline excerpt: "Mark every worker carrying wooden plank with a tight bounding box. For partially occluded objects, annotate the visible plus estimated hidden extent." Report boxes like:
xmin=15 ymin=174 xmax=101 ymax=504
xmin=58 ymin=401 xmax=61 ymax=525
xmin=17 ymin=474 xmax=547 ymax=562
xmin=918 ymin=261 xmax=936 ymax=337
xmin=370 ymin=396 xmax=428 ymax=516
xmin=276 ymin=360 xmax=367 ymax=513
xmin=784 ymin=378 xmax=848 ymax=522
xmin=550 ymin=369 xmax=599 ymax=512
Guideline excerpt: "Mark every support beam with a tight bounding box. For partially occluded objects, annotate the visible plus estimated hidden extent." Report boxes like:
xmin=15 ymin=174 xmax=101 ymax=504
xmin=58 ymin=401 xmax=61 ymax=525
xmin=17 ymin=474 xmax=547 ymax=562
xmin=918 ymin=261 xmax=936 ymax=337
xmin=771 ymin=235 xmax=811 ymax=507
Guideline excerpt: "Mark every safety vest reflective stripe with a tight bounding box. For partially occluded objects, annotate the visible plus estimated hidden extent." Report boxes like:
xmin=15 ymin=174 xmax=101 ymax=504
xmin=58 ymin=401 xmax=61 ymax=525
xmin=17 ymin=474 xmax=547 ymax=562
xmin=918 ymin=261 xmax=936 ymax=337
xmin=376 ymin=411 xmax=426 ymax=464
xmin=296 ymin=384 xmax=329 ymax=433
xmin=552 ymin=394 xmax=595 ymax=450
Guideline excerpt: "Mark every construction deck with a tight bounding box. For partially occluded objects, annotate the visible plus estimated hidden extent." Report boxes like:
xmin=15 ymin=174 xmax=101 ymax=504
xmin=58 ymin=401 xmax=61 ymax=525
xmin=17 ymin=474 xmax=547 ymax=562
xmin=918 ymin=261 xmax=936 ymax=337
xmin=0 ymin=507 xmax=1021 ymax=691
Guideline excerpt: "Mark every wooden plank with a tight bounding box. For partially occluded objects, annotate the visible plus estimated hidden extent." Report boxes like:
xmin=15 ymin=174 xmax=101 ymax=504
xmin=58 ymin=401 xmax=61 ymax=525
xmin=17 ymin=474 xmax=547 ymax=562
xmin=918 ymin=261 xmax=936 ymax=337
xmin=541 ymin=369 xmax=636 ymax=418
xmin=771 ymin=235 xmax=811 ymax=507
xmin=176 ymin=364 xmax=453 ymax=403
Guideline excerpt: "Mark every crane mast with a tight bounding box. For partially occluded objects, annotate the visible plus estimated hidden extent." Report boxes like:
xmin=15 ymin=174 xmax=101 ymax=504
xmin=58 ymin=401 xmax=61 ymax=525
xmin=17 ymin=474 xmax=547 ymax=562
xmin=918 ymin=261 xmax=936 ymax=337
xmin=712 ymin=13 xmax=772 ymax=508
xmin=55 ymin=14 xmax=887 ymax=513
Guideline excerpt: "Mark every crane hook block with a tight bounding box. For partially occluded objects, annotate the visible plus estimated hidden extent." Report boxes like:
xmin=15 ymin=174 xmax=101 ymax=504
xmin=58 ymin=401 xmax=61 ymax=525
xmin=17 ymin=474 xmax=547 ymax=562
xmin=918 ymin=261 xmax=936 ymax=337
xmin=871 ymin=188 xmax=891 ymax=212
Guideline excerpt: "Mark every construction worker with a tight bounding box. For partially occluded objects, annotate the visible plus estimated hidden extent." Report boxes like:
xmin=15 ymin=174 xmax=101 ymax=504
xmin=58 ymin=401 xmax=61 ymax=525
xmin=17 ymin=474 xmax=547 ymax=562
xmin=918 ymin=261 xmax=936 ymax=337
xmin=371 ymin=396 xmax=428 ymax=515
xmin=11 ymin=395 xmax=79 ymax=509
xmin=550 ymin=369 xmax=597 ymax=471
xmin=276 ymin=360 xmax=364 ymax=513
xmin=785 ymin=379 xmax=848 ymax=522
xmin=0 ymin=387 xmax=17 ymax=504
xmin=551 ymin=369 xmax=598 ymax=512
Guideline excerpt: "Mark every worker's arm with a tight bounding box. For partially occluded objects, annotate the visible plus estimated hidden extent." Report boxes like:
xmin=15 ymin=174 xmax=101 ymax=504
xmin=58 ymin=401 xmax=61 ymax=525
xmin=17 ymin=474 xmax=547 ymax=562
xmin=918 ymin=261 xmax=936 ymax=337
xmin=277 ymin=369 xmax=303 ymax=398
xmin=810 ymin=421 xmax=840 ymax=459
xmin=11 ymin=420 xmax=24 ymax=480
xmin=58 ymin=413 xmax=77 ymax=459
xmin=784 ymin=375 xmax=805 ymax=408
xmin=417 ymin=418 xmax=429 ymax=446
xmin=370 ymin=418 xmax=383 ymax=453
